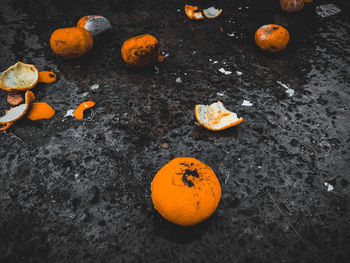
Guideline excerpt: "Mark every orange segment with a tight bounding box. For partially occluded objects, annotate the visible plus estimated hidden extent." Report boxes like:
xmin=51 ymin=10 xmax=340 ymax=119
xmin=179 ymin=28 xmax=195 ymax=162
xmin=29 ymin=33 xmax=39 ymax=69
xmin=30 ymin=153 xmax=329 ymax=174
xmin=27 ymin=102 xmax=55 ymax=120
xmin=39 ymin=71 xmax=57 ymax=84
xmin=185 ymin=5 xmax=204 ymax=20
xmin=151 ymin=157 xmax=221 ymax=226
xmin=195 ymin=101 xmax=243 ymax=131
xmin=7 ymin=92 xmax=24 ymax=106
xmin=73 ymin=101 xmax=95 ymax=120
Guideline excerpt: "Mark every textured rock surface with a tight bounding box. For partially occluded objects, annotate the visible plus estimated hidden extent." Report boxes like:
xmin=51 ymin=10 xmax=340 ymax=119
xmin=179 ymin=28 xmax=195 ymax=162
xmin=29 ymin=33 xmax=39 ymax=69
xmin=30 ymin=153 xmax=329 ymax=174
xmin=0 ymin=0 xmax=349 ymax=262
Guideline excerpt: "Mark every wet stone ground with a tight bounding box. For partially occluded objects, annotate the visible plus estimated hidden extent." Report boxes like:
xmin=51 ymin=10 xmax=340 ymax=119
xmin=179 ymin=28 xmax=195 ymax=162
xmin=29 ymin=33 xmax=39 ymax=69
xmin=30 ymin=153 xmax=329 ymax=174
xmin=0 ymin=0 xmax=349 ymax=262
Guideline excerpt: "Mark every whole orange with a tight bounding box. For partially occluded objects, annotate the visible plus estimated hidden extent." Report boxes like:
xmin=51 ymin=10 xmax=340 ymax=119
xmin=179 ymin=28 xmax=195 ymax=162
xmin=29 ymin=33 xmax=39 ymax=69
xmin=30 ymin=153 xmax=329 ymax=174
xmin=50 ymin=27 xmax=93 ymax=58
xmin=255 ymin=24 xmax=290 ymax=52
xmin=151 ymin=157 xmax=221 ymax=226
xmin=121 ymin=34 xmax=163 ymax=67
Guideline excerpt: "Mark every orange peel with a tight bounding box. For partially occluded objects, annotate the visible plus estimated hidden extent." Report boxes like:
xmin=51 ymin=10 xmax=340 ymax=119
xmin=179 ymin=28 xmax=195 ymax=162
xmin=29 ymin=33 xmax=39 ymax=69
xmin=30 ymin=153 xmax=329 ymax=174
xmin=203 ymin=6 xmax=223 ymax=19
xmin=73 ymin=100 xmax=95 ymax=120
xmin=0 ymin=91 xmax=35 ymax=125
xmin=195 ymin=101 xmax=243 ymax=131
xmin=27 ymin=102 xmax=55 ymax=121
xmin=0 ymin=122 xmax=13 ymax=131
xmin=7 ymin=92 xmax=24 ymax=106
xmin=0 ymin=62 xmax=39 ymax=92
xmin=39 ymin=71 xmax=57 ymax=84
xmin=185 ymin=5 xmax=204 ymax=20
xmin=77 ymin=15 xmax=112 ymax=37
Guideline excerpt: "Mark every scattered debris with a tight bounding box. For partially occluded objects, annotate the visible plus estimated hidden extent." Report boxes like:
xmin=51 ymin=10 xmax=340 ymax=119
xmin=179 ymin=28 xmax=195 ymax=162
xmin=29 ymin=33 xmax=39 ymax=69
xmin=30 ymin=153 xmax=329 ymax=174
xmin=154 ymin=66 xmax=159 ymax=74
xmin=316 ymin=4 xmax=341 ymax=18
xmin=242 ymin=100 xmax=253 ymax=106
xmin=203 ymin=7 xmax=223 ymax=19
xmin=162 ymin=52 xmax=169 ymax=58
xmin=91 ymin=84 xmax=99 ymax=90
xmin=227 ymin=33 xmax=235 ymax=37
xmin=277 ymin=81 xmax=295 ymax=97
xmin=324 ymin=182 xmax=334 ymax=192
xmin=195 ymin=101 xmax=243 ymax=131
xmin=161 ymin=142 xmax=169 ymax=149
xmin=176 ymin=77 xmax=182 ymax=83
xmin=218 ymin=68 xmax=232 ymax=75
xmin=213 ymin=61 xmax=218 ymax=64
xmin=236 ymin=71 xmax=243 ymax=76
xmin=7 ymin=92 xmax=24 ymax=106
xmin=64 ymin=109 xmax=75 ymax=118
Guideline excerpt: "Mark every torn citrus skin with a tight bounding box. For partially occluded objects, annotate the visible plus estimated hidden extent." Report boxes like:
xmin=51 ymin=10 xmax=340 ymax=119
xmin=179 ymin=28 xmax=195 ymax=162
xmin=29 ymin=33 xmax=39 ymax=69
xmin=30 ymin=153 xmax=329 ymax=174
xmin=39 ymin=71 xmax=57 ymax=84
xmin=195 ymin=101 xmax=243 ymax=131
xmin=0 ymin=122 xmax=13 ymax=131
xmin=0 ymin=90 xmax=35 ymax=125
xmin=77 ymin=15 xmax=112 ymax=37
xmin=27 ymin=102 xmax=55 ymax=120
xmin=151 ymin=157 xmax=221 ymax=226
xmin=7 ymin=92 xmax=24 ymax=106
xmin=185 ymin=5 xmax=204 ymax=20
xmin=121 ymin=34 xmax=163 ymax=67
xmin=73 ymin=101 xmax=95 ymax=120
xmin=0 ymin=62 xmax=39 ymax=92
xmin=280 ymin=0 xmax=304 ymax=12
xmin=50 ymin=27 xmax=94 ymax=58
xmin=203 ymin=6 xmax=223 ymax=19
xmin=255 ymin=24 xmax=290 ymax=52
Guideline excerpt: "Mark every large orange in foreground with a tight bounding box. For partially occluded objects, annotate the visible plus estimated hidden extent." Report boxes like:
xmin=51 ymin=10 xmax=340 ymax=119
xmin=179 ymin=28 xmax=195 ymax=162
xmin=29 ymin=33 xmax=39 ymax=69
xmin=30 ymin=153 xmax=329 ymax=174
xmin=50 ymin=27 xmax=93 ymax=58
xmin=255 ymin=24 xmax=290 ymax=53
xmin=151 ymin=157 xmax=221 ymax=226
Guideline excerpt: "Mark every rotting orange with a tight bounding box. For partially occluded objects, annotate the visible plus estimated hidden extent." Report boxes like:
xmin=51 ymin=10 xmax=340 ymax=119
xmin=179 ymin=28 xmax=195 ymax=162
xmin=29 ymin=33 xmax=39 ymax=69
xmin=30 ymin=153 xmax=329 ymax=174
xmin=121 ymin=34 xmax=163 ymax=67
xmin=27 ymin=102 xmax=55 ymax=120
xmin=39 ymin=71 xmax=57 ymax=84
xmin=195 ymin=101 xmax=243 ymax=131
xmin=50 ymin=27 xmax=93 ymax=58
xmin=7 ymin=92 xmax=24 ymax=106
xmin=0 ymin=62 xmax=39 ymax=92
xmin=185 ymin=5 xmax=204 ymax=20
xmin=255 ymin=24 xmax=290 ymax=52
xmin=73 ymin=100 xmax=95 ymax=120
xmin=151 ymin=157 xmax=221 ymax=226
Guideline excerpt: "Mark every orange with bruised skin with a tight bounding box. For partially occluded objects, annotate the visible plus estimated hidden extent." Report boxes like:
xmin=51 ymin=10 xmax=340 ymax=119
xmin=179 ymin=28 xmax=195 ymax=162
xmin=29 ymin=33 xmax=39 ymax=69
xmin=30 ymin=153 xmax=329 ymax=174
xmin=39 ymin=71 xmax=56 ymax=84
xmin=73 ymin=101 xmax=95 ymax=119
xmin=195 ymin=101 xmax=243 ymax=131
xmin=50 ymin=27 xmax=93 ymax=58
xmin=152 ymin=157 xmax=221 ymax=226
xmin=0 ymin=62 xmax=39 ymax=92
xmin=121 ymin=34 xmax=163 ymax=67
xmin=27 ymin=102 xmax=55 ymax=120
xmin=185 ymin=5 xmax=204 ymax=20
xmin=255 ymin=24 xmax=290 ymax=52
xmin=280 ymin=0 xmax=304 ymax=12
xmin=7 ymin=92 xmax=24 ymax=106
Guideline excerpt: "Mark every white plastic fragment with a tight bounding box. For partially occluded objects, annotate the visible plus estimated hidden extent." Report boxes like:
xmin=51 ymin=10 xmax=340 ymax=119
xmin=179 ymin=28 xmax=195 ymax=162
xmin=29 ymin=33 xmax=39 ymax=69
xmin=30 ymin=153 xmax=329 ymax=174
xmin=64 ymin=109 xmax=75 ymax=118
xmin=316 ymin=4 xmax=341 ymax=18
xmin=324 ymin=182 xmax=334 ymax=192
xmin=236 ymin=71 xmax=243 ymax=76
xmin=176 ymin=77 xmax=182 ymax=83
xmin=80 ymin=15 xmax=112 ymax=36
xmin=91 ymin=84 xmax=99 ymax=90
xmin=213 ymin=61 xmax=218 ymax=64
xmin=227 ymin=33 xmax=235 ymax=37
xmin=218 ymin=68 xmax=232 ymax=75
xmin=242 ymin=100 xmax=253 ymax=106
xmin=277 ymin=81 xmax=295 ymax=97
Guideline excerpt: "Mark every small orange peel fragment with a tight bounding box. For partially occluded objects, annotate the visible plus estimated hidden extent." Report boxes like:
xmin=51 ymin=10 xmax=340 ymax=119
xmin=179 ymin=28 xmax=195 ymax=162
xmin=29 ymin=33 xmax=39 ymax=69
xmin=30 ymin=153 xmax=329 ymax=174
xmin=195 ymin=101 xmax=243 ymax=131
xmin=0 ymin=122 xmax=13 ymax=131
xmin=73 ymin=101 xmax=95 ymax=120
xmin=39 ymin=71 xmax=57 ymax=84
xmin=27 ymin=102 xmax=55 ymax=120
xmin=7 ymin=92 xmax=24 ymax=106
xmin=0 ymin=91 xmax=35 ymax=125
xmin=185 ymin=5 xmax=204 ymax=20
xmin=203 ymin=7 xmax=223 ymax=19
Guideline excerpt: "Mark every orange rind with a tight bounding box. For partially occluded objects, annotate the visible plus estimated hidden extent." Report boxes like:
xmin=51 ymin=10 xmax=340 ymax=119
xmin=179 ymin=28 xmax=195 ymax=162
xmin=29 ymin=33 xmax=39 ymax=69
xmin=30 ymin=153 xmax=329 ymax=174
xmin=195 ymin=101 xmax=243 ymax=131
xmin=0 ymin=122 xmax=13 ymax=131
xmin=0 ymin=62 xmax=39 ymax=92
xmin=73 ymin=100 xmax=95 ymax=120
xmin=151 ymin=157 xmax=221 ymax=226
xmin=27 ymin=102 xmax=55 ymax=121
xmin=185 ymin=5 xmax=204 ymax=20
xmin=39 ymin=71 xmax=57 ymax=84
xmin=77 ymin=15 xmax=112 ymax=37
xmin=0 ymin=90 xmax=35 ymax=125
xmin=7 ymin=92 xmax=24 ymax=106
xmin=203 ymin=6 xmax=223 ymax=19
